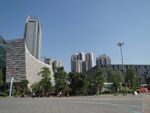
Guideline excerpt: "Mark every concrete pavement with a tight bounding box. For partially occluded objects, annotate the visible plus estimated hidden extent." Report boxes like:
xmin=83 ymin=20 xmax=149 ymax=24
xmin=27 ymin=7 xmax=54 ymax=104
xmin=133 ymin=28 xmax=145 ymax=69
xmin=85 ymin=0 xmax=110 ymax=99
xmin=0 ymin=94 xmax=149 ymax=113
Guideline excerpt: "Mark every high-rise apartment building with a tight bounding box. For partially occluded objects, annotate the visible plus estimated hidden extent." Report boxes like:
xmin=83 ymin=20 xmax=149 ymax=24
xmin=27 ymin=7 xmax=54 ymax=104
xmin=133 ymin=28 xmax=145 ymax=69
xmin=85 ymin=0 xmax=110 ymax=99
xmin=71 ymin=53 xmax=84 ymax=73
xmin=44 ymin=58 xmax=63 ymax=73
xmin=71 ymin=54 xmax=77 ymax=72
xmin=85 ymin=53 xmax=94 ymax=70
xmin=24 ymin=16 xmax=41 ymax=60
xmin=44 ymin=58 xmax=51 ymax=65
xmin=77 ymin=52 xmax=85 ymax=61
xmin=71 ymin=52 xmax=94 ymax=73
xmin=96 ymin=54 xmax=111 ymax=66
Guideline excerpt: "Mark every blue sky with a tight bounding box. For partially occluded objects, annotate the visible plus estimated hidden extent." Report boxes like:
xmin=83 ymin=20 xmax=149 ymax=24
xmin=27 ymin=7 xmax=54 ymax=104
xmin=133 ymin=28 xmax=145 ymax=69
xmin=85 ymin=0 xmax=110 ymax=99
xmin=0 ymin=0 xmax=150 ymax=71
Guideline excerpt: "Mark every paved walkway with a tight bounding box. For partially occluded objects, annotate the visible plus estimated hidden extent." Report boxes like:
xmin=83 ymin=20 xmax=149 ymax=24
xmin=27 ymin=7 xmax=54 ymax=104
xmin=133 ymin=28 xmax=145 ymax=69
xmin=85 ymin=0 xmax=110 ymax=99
xmin=0 ymin=94 xmax=149 ymax=113
xmin=143 ymin=93 xmax=150 ymax=113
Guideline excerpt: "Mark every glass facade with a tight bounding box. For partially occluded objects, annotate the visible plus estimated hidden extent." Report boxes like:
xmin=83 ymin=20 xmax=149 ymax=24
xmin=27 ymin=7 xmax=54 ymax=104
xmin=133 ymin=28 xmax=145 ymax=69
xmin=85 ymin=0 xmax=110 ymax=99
xmin=0 ymin=36 xmax=7 ymax=89
xmin=24 ymin=16 xmax=42 ymax=60
xmin=0 ymin=35 xmax=7 ymax=67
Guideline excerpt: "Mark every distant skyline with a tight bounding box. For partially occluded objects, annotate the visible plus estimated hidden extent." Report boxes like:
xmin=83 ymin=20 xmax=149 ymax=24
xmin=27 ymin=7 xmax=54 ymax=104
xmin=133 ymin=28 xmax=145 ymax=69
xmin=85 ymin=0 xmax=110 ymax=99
xmin=0 ymin=0 xmax=150 ymax=71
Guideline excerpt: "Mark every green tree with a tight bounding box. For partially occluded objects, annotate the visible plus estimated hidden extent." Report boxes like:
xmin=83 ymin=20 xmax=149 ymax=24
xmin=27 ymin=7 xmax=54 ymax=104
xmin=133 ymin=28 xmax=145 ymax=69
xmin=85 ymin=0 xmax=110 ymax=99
xmin=54 ymin=67 xmax=70 ymax=96
xmin=68 ymin=72 xmax=85 ymax=95
xmin=38 ymin=67 xmax=52 ymax=95
xmin=95 ymin=68 xmax=105 ymax=94
xmin=0 ymin=69 xmax=4 ymax=93
xmin=108 ymin=70 xmax=123 ymax=93
xmin=31 ymin=82 xmax=42 ymax=94
xmin=126 ymin=68 xmax=139 ymax=90
xmin=81 ymin=73 xmax=91 ymax=95
xmin=20 ymin=80 xmax=29 ymax=95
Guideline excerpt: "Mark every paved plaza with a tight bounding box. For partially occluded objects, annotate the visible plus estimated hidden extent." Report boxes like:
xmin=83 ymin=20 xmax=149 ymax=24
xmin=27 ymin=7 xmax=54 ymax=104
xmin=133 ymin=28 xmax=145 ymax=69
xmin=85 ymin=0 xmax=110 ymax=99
xmin=0 ymin=94 xmax=150 ymax=113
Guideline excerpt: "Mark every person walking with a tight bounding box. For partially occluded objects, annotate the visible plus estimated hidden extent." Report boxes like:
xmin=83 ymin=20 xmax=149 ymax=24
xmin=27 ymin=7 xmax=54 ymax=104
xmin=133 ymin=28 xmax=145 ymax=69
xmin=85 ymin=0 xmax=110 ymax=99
xmin=32 ymin=92 xmax=35 ymax=98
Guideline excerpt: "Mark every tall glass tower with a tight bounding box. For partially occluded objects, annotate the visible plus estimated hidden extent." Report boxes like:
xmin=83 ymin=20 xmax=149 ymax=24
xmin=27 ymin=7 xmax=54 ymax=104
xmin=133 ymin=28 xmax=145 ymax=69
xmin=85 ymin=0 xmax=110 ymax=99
xmin=24 ymin=16 xmax=41 ymax=59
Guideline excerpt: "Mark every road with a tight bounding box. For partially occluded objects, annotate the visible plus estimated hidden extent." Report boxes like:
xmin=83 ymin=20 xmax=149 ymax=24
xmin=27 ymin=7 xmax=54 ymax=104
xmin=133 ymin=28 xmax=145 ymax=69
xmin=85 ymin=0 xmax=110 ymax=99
xmin=0 ymin=94 xmax=149 ymax=113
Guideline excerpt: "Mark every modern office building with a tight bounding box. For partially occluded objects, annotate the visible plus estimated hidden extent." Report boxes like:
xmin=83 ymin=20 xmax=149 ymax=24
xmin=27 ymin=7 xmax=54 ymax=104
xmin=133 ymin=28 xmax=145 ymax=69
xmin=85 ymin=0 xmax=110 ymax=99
xmin=0 ymin=36 xmax=7 ymax=68
xmin=96 ymin=54 xmax=111 ymax=66
xmin=4 ymin=16 xmax=54 ymax=88
xmin=71 ymin=52 xmax=94 ymax=73
xmin=24 ymin=16 xmax=41 ymax=60
xmin=94 ymin=54 xmax=150 ymax=84
xmin=0 ymin=36 xmax=7 ymax=87
xmin=94 ymin=64 xmax=150 ymax=84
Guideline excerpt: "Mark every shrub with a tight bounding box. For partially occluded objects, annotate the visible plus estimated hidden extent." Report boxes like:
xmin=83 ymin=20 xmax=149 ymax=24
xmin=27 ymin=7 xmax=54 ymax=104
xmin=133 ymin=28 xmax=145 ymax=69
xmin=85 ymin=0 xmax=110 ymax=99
xmin=0 ymin=92 xmax=8 ymax=97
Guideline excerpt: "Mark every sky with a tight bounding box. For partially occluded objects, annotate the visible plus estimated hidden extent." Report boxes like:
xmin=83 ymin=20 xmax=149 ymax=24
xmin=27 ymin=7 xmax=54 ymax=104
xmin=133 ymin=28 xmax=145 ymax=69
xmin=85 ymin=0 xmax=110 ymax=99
xmin=0 ymin=0 xmax=150 ymax=72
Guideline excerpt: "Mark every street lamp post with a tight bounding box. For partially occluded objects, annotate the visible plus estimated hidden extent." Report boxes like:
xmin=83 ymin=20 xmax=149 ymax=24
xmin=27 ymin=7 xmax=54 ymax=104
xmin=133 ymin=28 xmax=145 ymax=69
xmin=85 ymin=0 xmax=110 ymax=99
xmin=116 ymin=42 xmax=125 ymax=72
xmin=116 ymin=42 xmax=126 ymax=92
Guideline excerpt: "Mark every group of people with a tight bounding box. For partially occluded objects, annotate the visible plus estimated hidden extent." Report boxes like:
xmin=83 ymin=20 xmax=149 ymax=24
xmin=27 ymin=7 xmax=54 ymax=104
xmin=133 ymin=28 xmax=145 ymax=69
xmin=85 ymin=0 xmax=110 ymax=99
xmin=31 ymin=91 xmax=63 ymax=98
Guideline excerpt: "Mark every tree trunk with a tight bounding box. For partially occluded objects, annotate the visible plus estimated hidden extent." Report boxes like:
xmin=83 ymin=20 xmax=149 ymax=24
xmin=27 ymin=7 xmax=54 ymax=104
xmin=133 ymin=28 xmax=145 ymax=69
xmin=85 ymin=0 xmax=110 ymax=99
xmin=100 ymin=85 xmax=103 ymax=94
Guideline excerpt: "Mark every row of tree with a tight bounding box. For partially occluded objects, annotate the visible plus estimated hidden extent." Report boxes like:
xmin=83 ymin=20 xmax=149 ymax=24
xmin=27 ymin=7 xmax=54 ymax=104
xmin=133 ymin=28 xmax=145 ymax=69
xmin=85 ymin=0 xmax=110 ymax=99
xmin=30 ymin=67 xmax=141 ymax=97
xmin=0 ymin=66 xmax=148 ymax=97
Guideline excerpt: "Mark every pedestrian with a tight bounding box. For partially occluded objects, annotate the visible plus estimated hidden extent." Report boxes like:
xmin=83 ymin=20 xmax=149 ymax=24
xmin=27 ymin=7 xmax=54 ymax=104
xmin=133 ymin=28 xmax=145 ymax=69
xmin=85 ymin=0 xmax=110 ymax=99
xmin=32 ymin=92 xmax=35 ymax=98
xmin=59 ymin=91 xmax=62 ymax=97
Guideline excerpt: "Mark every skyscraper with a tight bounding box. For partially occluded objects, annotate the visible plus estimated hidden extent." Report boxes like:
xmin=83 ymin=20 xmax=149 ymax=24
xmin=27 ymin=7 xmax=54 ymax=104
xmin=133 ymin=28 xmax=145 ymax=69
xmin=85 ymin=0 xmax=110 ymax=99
xmin=24 ymin=16 xmax=41 ymax=59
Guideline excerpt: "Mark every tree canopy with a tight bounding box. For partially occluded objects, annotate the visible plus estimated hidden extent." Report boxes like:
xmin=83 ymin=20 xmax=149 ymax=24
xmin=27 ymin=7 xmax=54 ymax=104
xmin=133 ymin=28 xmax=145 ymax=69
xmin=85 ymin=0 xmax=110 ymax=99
xmin=126 ymin=68 xmax=139 ymax=90
xmin=95 ymin=68 xmax=105 ymax=94
xmin=31 ymin=67 xmax=53 ymax=96
xmin=108 ymin=70 xmax=123 ymax=92
xmin=54 ymin=67 xmax=70 ymax=96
